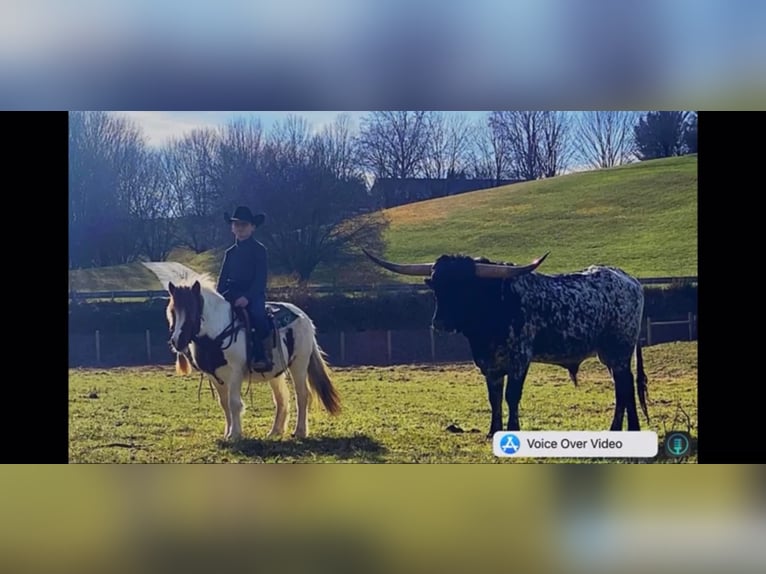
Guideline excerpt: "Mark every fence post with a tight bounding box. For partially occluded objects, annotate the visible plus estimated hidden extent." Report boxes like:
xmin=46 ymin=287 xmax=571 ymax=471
xmin=430 ymin=328 xmax=436 ymax=363
xmin=646 ymin=318 xmax=652 ymax=346
xmin=95 ymin=330 xmax=101 ymax=363
xmin=387 ymin=330 xmax=392 ymax=364
xmin=146 ymin=330 xmax=152 ymax=362
xmin=340 ymin=331 xmax=346 ymax=364
xmin=688 ymin=312 xmax=693 ymax=341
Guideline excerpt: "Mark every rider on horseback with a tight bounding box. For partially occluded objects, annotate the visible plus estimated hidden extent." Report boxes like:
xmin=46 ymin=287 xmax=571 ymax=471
xmin=216 ymin=206 xmax=273 ymax=372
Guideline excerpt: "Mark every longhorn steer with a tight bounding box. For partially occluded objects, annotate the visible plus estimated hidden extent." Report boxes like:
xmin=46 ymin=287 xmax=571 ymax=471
xmin=363 ymin=250 xmax=649 ymax=437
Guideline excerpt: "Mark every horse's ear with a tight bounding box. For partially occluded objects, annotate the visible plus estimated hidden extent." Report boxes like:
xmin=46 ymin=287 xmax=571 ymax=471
xmin=192 ymin=280 xmax=201 ymax=295
xmin=168 ymin=281 xmax=176 ymax=295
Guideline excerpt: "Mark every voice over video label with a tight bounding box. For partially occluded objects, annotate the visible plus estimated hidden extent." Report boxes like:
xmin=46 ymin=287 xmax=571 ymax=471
xmin=493 ymin=431 xmax=658 ymax=458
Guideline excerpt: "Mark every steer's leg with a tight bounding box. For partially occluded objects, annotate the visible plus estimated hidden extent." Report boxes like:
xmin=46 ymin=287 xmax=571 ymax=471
xmin=486 ymin=375 xmax=505 ymax=439
xmin=505 ymin=360 xmax=531 ymax=432
xmin=600 ymin=349 xmax=640 ymax=431
xmin=601 ymin=365 xmax=625 ymax=431
xmin=614 ymin=364 xmax=640 ymax=431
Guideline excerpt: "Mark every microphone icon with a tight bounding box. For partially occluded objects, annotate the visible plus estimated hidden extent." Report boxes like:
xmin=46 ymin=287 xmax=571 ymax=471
xmin=665 ymin=432 xmax=691 ymax=457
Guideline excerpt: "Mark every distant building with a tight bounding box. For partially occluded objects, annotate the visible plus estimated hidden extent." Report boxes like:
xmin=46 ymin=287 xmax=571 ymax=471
xmin=370 ymin=178 xmax=520 ymax=208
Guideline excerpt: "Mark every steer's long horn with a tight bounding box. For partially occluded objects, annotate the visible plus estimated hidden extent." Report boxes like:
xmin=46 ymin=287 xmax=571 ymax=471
xmin=474 ymin=252 xmax=550 ymax=279
xmin=362 ymin=249 xmax=433 ymax=276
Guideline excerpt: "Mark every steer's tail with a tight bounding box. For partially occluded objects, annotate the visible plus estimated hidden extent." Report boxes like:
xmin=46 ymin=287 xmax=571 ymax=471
xmin=636 ymin=342 xmax=649 ymax=423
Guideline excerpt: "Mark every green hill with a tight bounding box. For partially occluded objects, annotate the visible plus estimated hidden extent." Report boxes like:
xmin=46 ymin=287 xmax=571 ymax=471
xmin=380 ymin=154 xmax=697 ymax=280
xmin=68 ymin=261 xmax=161 ymax=292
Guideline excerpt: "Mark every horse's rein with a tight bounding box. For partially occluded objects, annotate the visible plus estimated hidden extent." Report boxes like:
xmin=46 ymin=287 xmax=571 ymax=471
xmin=194 ymin=307 xmax=247 ymax=402
xmin=190 ymin=306 xmax=242 ymax=350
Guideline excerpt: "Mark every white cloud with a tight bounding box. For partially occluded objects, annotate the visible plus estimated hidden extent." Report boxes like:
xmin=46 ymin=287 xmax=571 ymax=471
xmin=116 ymin=111 xmax=232 ymax=146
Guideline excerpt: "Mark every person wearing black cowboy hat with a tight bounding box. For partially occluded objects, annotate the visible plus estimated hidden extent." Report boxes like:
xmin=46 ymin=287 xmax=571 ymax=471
xmin=216 ymin=206 xmax=273 ymax=372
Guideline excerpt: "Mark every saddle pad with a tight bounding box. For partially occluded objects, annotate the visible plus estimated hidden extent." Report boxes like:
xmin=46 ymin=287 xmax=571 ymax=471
xmin=265 ymin=303 xmax=300 ymax=330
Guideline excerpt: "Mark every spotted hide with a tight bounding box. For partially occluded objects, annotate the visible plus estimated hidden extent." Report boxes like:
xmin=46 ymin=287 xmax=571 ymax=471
xmin=363 ymin=250 xmax=649 ymax=437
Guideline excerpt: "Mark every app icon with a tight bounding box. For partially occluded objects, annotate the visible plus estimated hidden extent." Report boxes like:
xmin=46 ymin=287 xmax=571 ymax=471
xmin=499 ymin=433 xmax=521 ymax=455
xmin=664 ymin=431 xmax=691 ymax=457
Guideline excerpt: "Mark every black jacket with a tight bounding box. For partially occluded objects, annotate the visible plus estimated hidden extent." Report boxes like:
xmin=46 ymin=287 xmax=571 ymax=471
xmin=216 ymin=236 xmax=268 ymax=304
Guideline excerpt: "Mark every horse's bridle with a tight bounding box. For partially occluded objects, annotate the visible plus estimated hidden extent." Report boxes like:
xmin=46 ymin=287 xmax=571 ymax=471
xmin=205 ymin=307 xmax=244 ymax=351
xmin=172 ymin=294 xmax=243 ymax=356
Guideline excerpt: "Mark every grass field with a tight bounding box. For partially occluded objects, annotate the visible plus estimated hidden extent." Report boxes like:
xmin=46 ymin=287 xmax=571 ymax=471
xmin=69 ymin=341 xmax=697 ymax=463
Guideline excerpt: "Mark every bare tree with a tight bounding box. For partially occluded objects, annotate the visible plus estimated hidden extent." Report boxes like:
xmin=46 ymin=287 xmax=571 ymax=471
xmin=538 ymin=111 xmax=574 ymax=177
xmin=129 ymin=149 xmax=176 ymax=261
xmin=489 ymin=111 xmax=573 ymax=180
xmin=575 ymin=111 xmax=638 ymax=169
xmin=113 ymin=128 xmax=147 ymax=263
xmin=269 ymin=114 xmax=313 ymax=165
xmin=421 ymin=112 xmax=473 ymax=179
xmin=212 ymin=117 xmax=265 ymax=245
xmin=490 ymin=111 xmax=539 ymax=181
xmin=315 ymin=113 xmax=363 ymax=181
xmin=162 ymin=128 xmax=220 ymax=253
xmin=256 ymin=120 xmax=387 ymax=283
xmin=358 ymin=111 xmax=430 ymax=180
xmin=468 ymin=115 xmax=512 ymax=181
xmin=69 ymin=111 xmax=147 ymax=268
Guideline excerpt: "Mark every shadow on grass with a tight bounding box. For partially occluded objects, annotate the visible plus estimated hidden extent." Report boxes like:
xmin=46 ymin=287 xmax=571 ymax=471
xmin=219 ymin=434 xmax=388 ymax=462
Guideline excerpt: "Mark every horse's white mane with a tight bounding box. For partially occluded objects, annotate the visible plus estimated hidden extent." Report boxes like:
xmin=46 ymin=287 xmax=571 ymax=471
xmin=173 ymin=272 xmax=219 ymax=294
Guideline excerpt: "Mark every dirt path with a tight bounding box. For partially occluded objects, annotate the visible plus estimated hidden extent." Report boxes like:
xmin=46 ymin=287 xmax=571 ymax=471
xmin=141 ymin=262 xmax=203 ymax=289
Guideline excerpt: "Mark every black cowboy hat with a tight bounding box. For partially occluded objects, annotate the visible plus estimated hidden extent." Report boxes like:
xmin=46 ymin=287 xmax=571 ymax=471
xmin=224 ymin=206 xmax=266 ymax=227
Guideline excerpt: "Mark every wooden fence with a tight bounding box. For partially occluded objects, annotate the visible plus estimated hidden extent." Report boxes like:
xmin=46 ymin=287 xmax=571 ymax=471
xmin=68 ymin=276 xmax=698 ymax=301
xmin=645 ymin=312 xmax=696 ymax=346
xmin=70 ymin=313 xmax=697 ymax=368
xmin=69 ymin=277 xmax=697 ymax=366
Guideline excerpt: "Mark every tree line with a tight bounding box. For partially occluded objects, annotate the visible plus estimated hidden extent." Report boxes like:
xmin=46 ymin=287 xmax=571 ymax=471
xmin=69 ymin=110 xmax=697 ymax=281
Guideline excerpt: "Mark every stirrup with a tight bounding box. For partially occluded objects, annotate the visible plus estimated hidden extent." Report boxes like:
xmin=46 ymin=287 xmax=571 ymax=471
xmin=249 ymin=329 xmax=273 ymax=372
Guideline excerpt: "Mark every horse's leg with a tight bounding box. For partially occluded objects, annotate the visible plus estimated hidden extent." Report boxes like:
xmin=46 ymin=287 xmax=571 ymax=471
xmin=267 ymin=374 xmax=290 ymax=438
xmin=212 ymin=377 xmax=232 ymax=440
xmin=227 ymin=372 xmax=245 ymax=441
xmin=290 ymin=361 xmax=311 ymax=439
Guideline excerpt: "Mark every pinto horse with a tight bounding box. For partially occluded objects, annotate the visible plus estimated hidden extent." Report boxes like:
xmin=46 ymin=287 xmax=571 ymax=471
xmin=166 ymin=275 xmax=341 ymax=440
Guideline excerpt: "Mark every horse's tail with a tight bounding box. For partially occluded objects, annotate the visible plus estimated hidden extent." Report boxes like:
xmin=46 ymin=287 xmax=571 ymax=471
xmin=176 ymin=352 xmax=192 ymax=375
xmin=307 ymin=339 xmax=341 ymax=415
xmin=636 ymin=342 xmax=649 ymax=423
